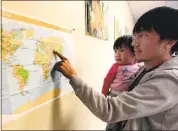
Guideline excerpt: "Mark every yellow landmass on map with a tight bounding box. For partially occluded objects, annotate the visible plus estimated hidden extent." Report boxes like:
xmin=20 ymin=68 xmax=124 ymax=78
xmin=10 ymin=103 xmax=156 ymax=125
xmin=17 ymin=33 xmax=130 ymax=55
xmin=33 ymin=51 xmax=50 ymax=65
xmin=14 ymin=88 xmax=60 ymax=113
xmin=39 ymin=36 xmax=63 ymax=59
xmin=41 ymin=64 xmax=51 ymax=80
xmin=1 ymin=29 xmax=34 ymax=62
xmin=34 ymin=36 xmax=63 ymax=80
xmin=33 ymin=51 xmax=50 ymax=80
xmin=2 ymin=30 xmax=23 ymax=62
xmin=23 ymin=29 xmax=34 ymax=39
xmin=12 ymin=65 xmax=29 ymax=94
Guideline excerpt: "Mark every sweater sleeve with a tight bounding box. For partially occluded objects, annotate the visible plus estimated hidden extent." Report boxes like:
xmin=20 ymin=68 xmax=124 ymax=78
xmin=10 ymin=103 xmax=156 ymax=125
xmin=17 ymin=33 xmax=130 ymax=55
xmin=69 ymin=71 xmax=178 ymax=123
xmin=101 ymin=63 xmax=119 ymax=95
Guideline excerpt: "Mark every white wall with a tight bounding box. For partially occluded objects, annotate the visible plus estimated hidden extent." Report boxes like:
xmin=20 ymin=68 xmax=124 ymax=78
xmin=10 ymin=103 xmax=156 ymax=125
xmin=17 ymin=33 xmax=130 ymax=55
xmin=2 ymin=1 xmax=134 ymax=130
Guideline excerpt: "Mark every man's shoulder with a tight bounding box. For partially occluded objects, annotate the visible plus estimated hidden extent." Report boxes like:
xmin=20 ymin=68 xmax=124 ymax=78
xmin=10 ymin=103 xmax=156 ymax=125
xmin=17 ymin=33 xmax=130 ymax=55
xmin=172 ymin=69 xmax=178 ymax=78
xmin=158 ymin=56 xmax=178 ymax=70
xmin=140 ymin=56 xmax=178 ymax=80
xmin=142 ymin=68 xmax=178 ymax=85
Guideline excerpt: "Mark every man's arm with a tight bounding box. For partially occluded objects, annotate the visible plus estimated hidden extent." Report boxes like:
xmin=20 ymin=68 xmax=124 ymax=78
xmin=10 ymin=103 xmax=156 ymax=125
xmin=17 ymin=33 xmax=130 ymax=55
xmin=53 ymin=51 xmax=178 ymax=123
xmin=70 ymin=71 xmax=178 ymax=123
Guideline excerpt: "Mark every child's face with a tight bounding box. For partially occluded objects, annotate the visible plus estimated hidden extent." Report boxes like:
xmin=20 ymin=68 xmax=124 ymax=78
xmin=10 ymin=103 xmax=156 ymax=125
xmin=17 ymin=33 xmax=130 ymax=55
xmin=114 ymin=46 xmax=134 ymax=65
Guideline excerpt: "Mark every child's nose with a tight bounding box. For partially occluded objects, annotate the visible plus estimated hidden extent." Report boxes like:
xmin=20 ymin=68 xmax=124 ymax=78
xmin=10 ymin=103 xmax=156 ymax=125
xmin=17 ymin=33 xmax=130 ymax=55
xmin=115 ymin=51 xmax=121 ymax=56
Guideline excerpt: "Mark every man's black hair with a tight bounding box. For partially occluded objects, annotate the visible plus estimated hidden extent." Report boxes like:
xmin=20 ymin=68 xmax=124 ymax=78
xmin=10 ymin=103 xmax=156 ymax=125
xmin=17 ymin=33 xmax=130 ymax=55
xmin=133 ymin=6 xmax=178 ymax=54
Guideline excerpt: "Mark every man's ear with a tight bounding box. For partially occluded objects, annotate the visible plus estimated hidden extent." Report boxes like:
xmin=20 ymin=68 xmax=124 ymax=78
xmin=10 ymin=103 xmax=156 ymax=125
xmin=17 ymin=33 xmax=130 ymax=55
xmin=164 ymin=40 xmax=177 ymax=50
xmin=169 ymin=40 xmax=177 ymax=47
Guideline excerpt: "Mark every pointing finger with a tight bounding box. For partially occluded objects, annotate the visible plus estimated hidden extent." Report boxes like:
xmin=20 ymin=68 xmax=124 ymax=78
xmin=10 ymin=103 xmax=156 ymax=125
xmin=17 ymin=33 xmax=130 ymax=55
xmin=53 ymin=50 xmax=67 ymax=60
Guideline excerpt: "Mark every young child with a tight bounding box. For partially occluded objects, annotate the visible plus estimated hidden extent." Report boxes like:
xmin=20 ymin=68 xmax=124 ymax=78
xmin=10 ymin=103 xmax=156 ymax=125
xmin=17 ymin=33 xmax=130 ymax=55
xmin=102 ymin=35 xmax=141 ymax=131
xmin=102 ymin=35 xmax=140 ymax=96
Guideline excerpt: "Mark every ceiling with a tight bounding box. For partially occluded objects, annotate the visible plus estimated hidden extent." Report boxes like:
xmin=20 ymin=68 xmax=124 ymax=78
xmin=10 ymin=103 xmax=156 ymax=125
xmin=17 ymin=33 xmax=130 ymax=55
xmin=127 ymin=1 xmax=178 ymax=22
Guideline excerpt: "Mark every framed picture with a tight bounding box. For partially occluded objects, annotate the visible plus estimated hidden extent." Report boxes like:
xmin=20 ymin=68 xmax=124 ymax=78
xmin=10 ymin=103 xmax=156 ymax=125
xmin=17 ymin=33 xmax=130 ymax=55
xmin=124 ymin=26 xmax=129 ymax=35
xmin=114 ymin=16 xmax=126 ymax=40
xmin=85 ymin=0 xmax=109 ymax=40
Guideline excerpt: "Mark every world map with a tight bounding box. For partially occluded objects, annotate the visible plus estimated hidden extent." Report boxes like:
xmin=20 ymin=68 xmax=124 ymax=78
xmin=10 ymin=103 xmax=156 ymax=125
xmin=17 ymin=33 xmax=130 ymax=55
xmin=2 ymin=16 xmax=74 ymax=114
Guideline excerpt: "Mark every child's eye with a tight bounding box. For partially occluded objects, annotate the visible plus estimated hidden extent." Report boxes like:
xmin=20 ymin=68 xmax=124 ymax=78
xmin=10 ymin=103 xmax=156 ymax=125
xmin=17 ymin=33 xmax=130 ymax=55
xmin=120 ymin=49 xmax=124 ymax=52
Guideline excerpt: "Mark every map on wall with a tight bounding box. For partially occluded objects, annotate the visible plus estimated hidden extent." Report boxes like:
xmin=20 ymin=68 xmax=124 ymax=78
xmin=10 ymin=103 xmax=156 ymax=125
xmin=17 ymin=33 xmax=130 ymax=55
xmin=1 ymin=9 xmax=75 ymax=114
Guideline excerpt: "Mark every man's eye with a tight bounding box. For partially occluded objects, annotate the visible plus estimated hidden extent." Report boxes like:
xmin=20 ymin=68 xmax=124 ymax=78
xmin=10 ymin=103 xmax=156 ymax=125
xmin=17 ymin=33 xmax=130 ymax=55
xmin=139 ymin=34 xmax=144 ymax=37
xmin=140 ymin=33 xmax=147 ymax=37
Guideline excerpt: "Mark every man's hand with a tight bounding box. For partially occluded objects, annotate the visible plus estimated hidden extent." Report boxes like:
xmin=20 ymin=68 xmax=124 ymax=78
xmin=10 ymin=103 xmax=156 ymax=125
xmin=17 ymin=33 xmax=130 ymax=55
xmin=53 ymin=50 xmax=77 ymax=79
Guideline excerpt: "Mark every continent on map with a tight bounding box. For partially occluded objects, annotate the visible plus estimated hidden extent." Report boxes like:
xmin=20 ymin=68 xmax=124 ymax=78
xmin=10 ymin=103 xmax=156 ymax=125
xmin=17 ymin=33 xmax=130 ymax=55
xmin=1 ymin=28 xmax=35 ymax=63
xmin=13 ymin=65 xmax=29 ymax=95
xmin=33 ymin=36 xmax=63 ymax=80
xmin=33 ymin=51 xmax=50 ymax=80
xmin=2 ymin=30 xmax=24 ymax=63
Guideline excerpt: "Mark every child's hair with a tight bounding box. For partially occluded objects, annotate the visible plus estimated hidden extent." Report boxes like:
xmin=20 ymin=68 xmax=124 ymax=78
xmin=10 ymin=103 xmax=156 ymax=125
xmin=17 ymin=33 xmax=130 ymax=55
xmin=113 ymin=35 xmax=134 ymax=55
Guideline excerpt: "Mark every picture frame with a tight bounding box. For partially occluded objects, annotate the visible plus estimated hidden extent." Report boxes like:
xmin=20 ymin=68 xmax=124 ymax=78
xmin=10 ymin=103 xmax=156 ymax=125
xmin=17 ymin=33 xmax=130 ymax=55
xmin=85 ymin=0 xmax=109 ymax=40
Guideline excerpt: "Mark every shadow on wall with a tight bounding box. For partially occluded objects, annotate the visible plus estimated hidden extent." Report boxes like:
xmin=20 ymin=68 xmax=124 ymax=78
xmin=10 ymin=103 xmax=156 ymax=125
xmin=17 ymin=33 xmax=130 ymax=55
xmin=50 ymin=66 xmax=74 ymax=130
xmin=51 ymin=96 xmax=76 ymax=130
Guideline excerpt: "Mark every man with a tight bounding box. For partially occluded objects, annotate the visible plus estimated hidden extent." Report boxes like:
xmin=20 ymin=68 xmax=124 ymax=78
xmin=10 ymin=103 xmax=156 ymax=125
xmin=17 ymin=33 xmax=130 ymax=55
xmin=53 ymin=6 xmax=178 ymax=130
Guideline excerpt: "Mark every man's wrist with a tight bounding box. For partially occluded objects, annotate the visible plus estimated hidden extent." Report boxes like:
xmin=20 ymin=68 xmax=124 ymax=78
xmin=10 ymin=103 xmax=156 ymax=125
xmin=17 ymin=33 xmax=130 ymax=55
xmin=69 ymin=74 xmax=83 ymax=91
xmin=69 ymin=73 xmax=77 ymax=80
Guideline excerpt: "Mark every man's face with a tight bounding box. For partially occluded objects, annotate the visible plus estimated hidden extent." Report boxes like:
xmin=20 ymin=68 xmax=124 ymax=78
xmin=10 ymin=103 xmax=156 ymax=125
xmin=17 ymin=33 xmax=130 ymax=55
xmin=132 ymin=30 xmax=166 ymax=62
